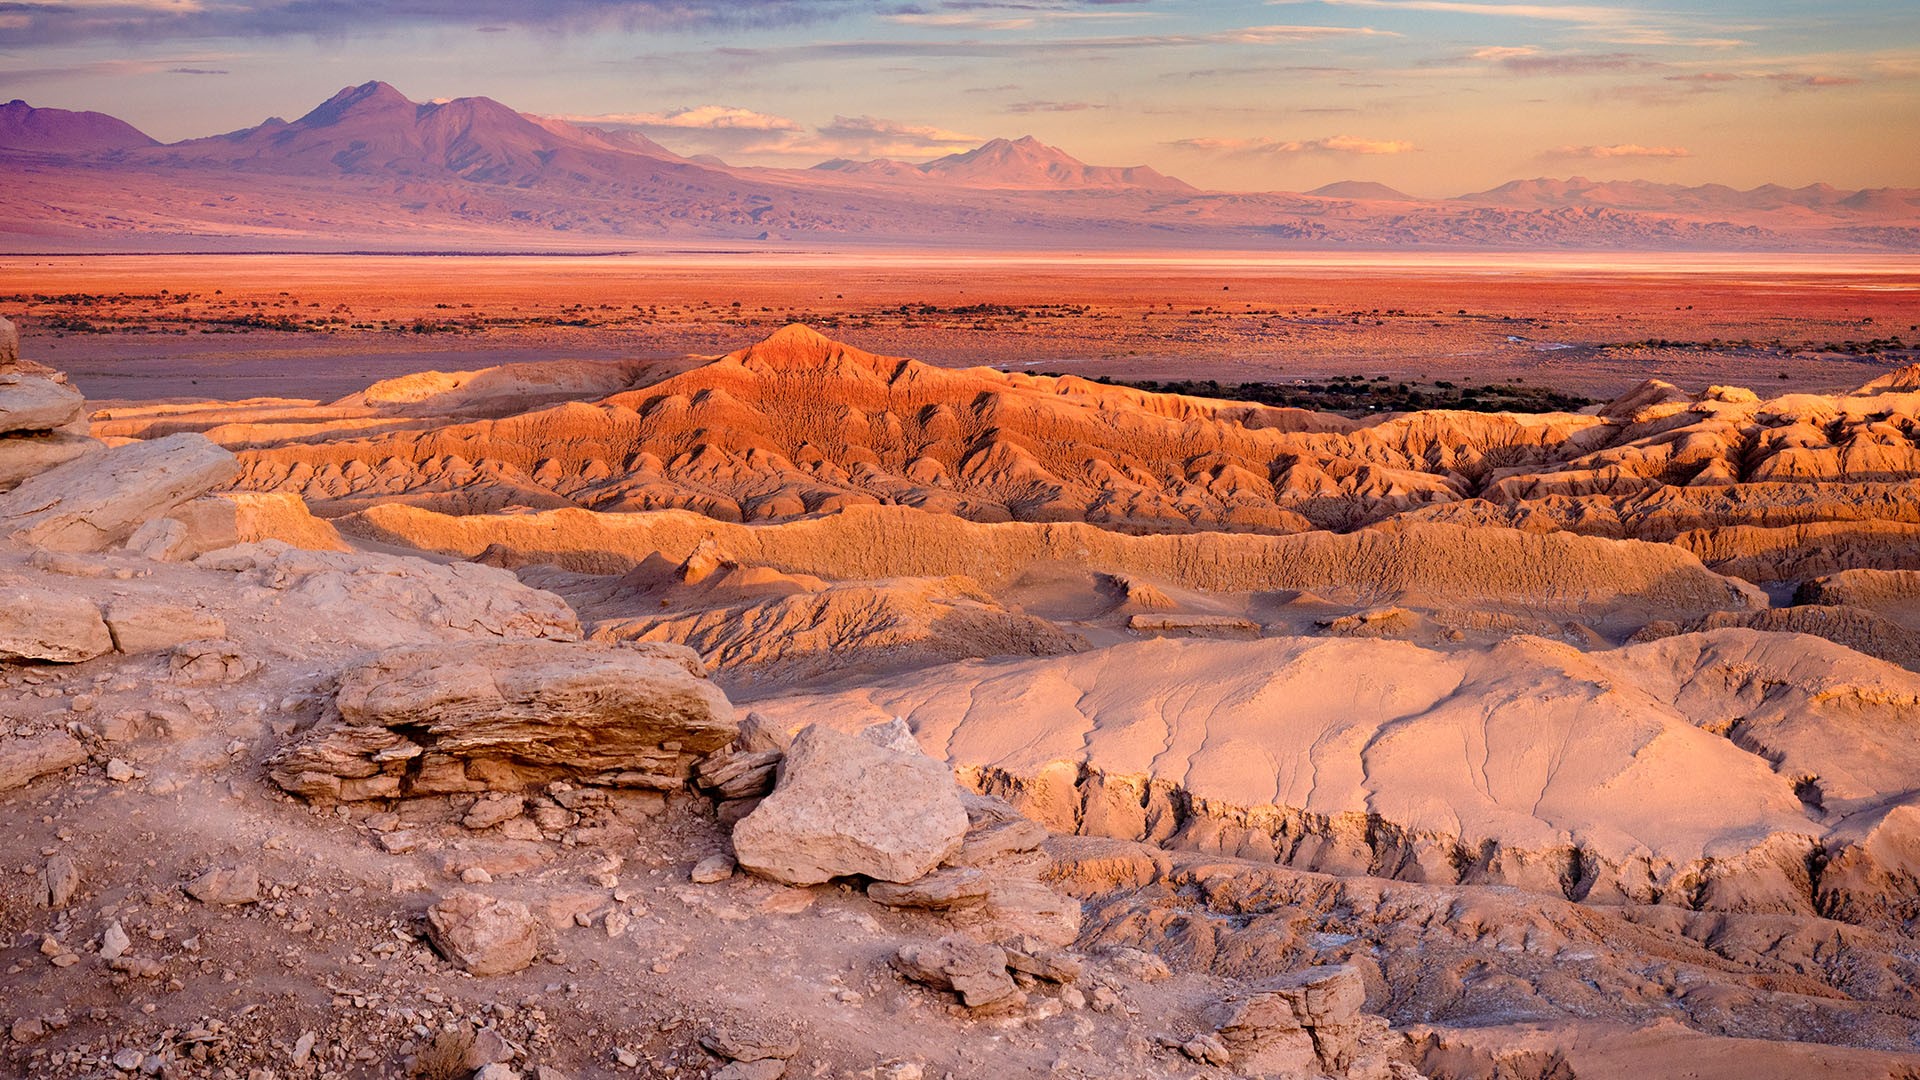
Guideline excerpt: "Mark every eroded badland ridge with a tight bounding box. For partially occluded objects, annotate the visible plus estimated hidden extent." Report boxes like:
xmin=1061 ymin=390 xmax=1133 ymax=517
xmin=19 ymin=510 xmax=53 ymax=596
xmin=5 ymin=316 xmax=1920 ymax=1078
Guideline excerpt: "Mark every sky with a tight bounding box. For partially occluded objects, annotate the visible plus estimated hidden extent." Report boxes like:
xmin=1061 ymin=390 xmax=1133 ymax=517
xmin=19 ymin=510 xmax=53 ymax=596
xmin=2 ymin=0 xmax=1917 ymax=196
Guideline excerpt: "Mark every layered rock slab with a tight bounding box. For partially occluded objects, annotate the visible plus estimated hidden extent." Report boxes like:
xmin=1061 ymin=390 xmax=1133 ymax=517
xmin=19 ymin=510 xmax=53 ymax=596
xmin=270 ymin=640 xmax=736 ymax=801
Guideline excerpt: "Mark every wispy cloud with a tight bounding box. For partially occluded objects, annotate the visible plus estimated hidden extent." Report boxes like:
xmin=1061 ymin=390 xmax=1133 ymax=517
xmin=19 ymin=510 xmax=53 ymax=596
xmin=567 ymin=104 xmax=983 ymax=162
xmin=1175 ymin=133 xmax=1416 ymax=155
xmin=0 ymin=0 xmax=860 ymax=46
xmin=1005 ymin=99 xmax=1103 ymax=112
xmin=1472 ymin=48 xmax=1660 ymax=74
xmin=563 ymin=105 xmax=802 ymax=131
xmin=1271 ymin=0 xmax=1750 ymax=48
xmin=0 ymin=55 xmax=245 ymax=81
xmin=1279 ymin=0 xmax=1633 ymax=22
xmin=815 ymin=114 xmax=982 ymax=154
xmin=1549 ymin=142 xmax=1689 ymax=158
xmin=697 ymin=23 xmax=1397 ymax=66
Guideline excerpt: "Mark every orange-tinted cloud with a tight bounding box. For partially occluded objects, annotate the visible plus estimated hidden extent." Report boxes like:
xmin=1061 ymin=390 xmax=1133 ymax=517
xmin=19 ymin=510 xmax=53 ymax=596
xmin=1550 ymin=143 xmax=1690 ymax=158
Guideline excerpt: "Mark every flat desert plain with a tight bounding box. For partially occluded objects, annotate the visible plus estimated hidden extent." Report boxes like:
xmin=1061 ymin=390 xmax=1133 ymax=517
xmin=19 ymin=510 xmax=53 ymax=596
xmin=4 ymin=252 xmax=1915 ymax=402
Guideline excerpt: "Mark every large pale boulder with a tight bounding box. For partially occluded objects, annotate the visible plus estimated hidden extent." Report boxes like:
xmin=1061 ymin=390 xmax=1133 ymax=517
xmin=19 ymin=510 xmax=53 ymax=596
xmin=732 ymin=723 xmax=969 ymax=885
xmin=0 ymin=370 xmax=84 ymax=435
xmin=426 ymin=892 xmax=539 ymax=976
xmin=0 ymin=732 xmax=89 ymax=791
xmin=269 ymin=640 xmax=735 ymax=801
xmin=0 ymin=433 xmax=238 ymax=552
xmin=0 ymin=582 xmax=111 ymax=662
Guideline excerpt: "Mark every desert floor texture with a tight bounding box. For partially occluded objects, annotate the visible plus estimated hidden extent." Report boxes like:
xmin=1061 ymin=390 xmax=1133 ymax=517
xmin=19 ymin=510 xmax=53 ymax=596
xmin=2 ymin=253 xmax=1920 ymax=1080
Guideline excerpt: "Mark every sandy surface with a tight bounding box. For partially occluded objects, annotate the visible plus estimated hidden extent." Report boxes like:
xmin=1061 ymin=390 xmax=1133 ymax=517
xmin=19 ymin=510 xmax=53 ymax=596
xmin=3 ymin=252 xmax=1916 ymax=402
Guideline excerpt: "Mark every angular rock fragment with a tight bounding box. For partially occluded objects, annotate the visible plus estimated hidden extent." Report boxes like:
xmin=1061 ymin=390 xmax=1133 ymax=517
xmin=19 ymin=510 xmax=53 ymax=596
xmin=0 ymin=432 xmax=238 ymax=552
xmin=427 ymin=892 xmax=540 ymax=976
xmin=892 ymin=934 xmax=1020 ymax=1009
xmin=39 ymin=854 xmax=79 ymax=908
xmin=701 ymin=1023 xmax=799 ymax=1063
xmin=691 ymin=854 xmax=736 ymax=884
xmin=696 ymin=747 xmax=781 ymax=801
xmin=269 ymin=639 xmax=735 ymax=801
xmin=184 ymin=865 xmax=261 ymax=906
xmin=867 ymin=867 xmax=989 ymax=910
xmin=712 ymin=1062 xmax=784 ymax=1080
xmin=463 ymin=794 xmax=526 ymax=831
xmin=1002 ymin=944 xmax=1083 ymax=985
xmin=0 ymin=433 xmax=99 ymax=493
xmin=732 ymin=723 xmax=968 ymax=886
xmin=0 ymin=732 xmax=89 ymax=791
xmin=0 ymin=583 xmax=111 ymax=663
xmin=949 ymin=817 xmax=1049 ymax=867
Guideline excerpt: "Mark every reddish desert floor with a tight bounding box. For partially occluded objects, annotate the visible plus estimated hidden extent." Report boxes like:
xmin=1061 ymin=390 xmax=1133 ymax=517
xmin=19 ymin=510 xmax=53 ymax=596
xmin=2 ymin=252 xmax=1915 ymax=403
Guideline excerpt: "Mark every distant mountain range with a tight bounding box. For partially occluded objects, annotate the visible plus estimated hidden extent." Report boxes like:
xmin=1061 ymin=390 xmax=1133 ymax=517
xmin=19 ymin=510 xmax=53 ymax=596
xmin=3 ymin=82 xmax=1915 ymax=253
xmin=814 ymin=135 xmax=1197 ymax=194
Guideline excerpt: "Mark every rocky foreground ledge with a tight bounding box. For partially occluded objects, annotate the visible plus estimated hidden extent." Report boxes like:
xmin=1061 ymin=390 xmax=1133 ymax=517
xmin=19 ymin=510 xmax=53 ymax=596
xmin=4 ymin=324 xmax=1919 ymax=1079
xmin=0 ymin=326 xmax=1424 ymax=1080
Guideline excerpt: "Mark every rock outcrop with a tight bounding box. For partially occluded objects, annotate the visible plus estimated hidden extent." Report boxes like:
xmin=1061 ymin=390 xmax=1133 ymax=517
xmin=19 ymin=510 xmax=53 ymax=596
xmin=346 ymin=503 xmax=1761 ymax=622
xmin=127 ymin=491 xmax=348 ymax=562
xmin=269 ymin=639 xmax=735 ymax=801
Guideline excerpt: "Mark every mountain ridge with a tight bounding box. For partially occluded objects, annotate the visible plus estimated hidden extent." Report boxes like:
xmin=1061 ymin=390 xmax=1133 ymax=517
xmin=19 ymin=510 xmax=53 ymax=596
xmin=2 ymin=82 xmax=1915 ymax=252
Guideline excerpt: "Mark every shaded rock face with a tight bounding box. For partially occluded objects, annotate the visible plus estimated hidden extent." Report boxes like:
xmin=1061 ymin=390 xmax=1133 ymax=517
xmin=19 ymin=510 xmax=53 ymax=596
xmin=732 ymin=723 xmax=970 ymax=886
xmin=1207 ymin=965 xmax=1368 ymax=1076
xmin=0 ymin=432 xmax=238 ymax=551
xmin=426 ymin=892 xmax=539 ymax=976
xmin=269 ymin=639 xmax=736 ymax=802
